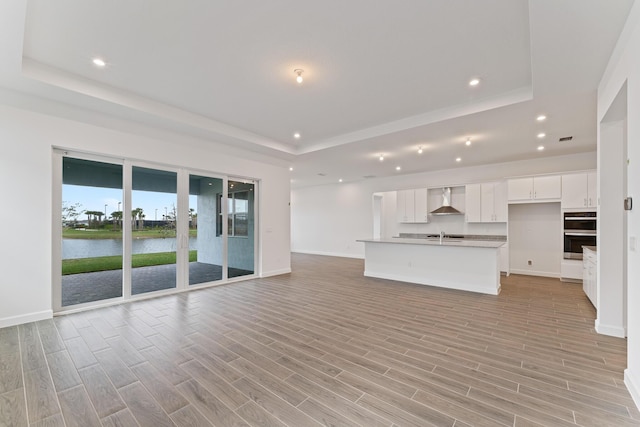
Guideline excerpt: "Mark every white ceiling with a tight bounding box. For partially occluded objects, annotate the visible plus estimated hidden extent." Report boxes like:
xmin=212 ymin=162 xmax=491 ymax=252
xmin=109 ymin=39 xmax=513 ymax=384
xmin=0 ymin=0 xmax=634 ymax=187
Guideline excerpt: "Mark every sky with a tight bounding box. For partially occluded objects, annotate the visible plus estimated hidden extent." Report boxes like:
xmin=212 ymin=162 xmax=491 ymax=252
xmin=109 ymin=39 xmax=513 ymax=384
xmin=63 ymin=185 xmax=197 ymax=220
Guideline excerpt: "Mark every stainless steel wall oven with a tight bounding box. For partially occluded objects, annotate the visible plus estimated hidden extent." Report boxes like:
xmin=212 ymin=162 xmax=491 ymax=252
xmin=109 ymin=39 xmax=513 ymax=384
xmin=563 ymin=212 xmax=596 ymax=260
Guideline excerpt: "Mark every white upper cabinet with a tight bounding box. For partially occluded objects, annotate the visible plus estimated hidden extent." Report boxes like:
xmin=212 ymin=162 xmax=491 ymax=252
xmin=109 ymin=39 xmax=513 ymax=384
xmin=465 ymin=184 xmax=482 ymax=222
xmin=493 ymin=181 xmax=508 ymax=221
xmin=561 ymin=171 xmax=597 ymax=209
xmin=465 ymin=181 xmax=507 ymax=223
xmin=396 ymin=188 xmax=428 ymax=223
xmin=508 ymin=175 xmax=561 ymax=202
xmin=414 ymin=188 xmax=429 ymax=223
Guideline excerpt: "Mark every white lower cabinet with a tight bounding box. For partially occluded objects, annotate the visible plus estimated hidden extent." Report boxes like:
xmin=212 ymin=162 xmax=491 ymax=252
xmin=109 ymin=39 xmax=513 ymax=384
xmin=583 ymin=248 xmax=597 ymax=309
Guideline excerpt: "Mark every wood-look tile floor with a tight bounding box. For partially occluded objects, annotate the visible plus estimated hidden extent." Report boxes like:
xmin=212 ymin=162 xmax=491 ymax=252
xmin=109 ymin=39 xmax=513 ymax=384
xmin=1 ymin=253 xmax=639 ymax=426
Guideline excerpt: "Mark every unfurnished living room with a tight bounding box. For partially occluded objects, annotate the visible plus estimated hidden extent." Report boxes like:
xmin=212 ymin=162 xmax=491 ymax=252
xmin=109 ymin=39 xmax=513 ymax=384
xmin=1 ymin=1 xmax=640 ymax=426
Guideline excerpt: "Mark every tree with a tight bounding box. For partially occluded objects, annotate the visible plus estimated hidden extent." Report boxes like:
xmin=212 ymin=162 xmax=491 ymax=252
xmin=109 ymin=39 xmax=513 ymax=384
xmin=160 ymin=204 xmax=177 ymax=238
xmin=85 ymin=210 xmax=104 ymax=228
xmin=111 ymin=211 xmax=123 ymax=229
xmin=131 ymin=208 xmax=144 ymax=230
xmin=62 ymin=201 xmax=83 ymax=227
xmin=189 ymin=208 xmax=197 ymax=229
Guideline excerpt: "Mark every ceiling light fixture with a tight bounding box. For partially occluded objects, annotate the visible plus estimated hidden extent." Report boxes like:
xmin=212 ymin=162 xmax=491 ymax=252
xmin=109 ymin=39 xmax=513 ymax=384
xmin=92 ymin=58 xmax=106 ymax=67
xmin=293 ymin=132 xmax=301 ymax=139
xmin=456 ymin=157 xmax=462 ymax=162
xmin=537 ymin=145 xmax=545 ymax=151
xmin=294 ymin=69 xmax=304 ymax=84
xmin=379 ymin=155 xmax=384 ymax=162
xmin=537 ymin=115 xmax=547 ymax=121
xmin=418 ymin=146 xmax=423 ymax=154
xmin=466 ymin=138 xmax=471 ymax=146
xmin=339 ymin=178 xmax=343 ymax=183
xmin=395 ymin=166 xmax=401 ymax=171
xmin=289 ymin=167 xmax=293 ymax=171
xmin=537 ymin=132 xmax=546 ymax=139
xmin=469 ymin=78 xmax=480 ymax=86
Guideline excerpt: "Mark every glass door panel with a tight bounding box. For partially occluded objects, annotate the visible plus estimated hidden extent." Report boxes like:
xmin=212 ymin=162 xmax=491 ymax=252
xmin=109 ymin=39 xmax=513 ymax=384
xmin=131 ymin=166 xmax=177 ymax=295
xmin=61 ymin=157 xmax=123 ymax=306
xmin=188 ymin=174 xmax=224 ymax=285
xmin=227 ymin=179 xmax=255 ymax=278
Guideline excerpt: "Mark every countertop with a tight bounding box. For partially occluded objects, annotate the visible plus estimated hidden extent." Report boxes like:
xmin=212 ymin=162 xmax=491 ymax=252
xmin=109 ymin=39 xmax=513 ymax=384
xmin=583 ymin=245 xmax=597 ymax=253
xmin=357 ymin=237 xmax=505 ymax=248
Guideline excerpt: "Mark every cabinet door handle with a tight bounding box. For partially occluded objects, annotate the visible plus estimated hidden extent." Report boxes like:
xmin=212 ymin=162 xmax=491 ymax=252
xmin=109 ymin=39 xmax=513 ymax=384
xmin=529 ymin=190 xmax=532 ymax=199
xmin=534 ymin=191 xmax=536 ymax=199
xmin=589 ymin=198 xmax=592 ymax=206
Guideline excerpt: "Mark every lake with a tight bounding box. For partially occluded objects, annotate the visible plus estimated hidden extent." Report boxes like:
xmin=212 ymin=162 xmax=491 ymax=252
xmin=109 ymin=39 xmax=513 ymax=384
xmin=62 ymin=237 xmax=198 ymax=259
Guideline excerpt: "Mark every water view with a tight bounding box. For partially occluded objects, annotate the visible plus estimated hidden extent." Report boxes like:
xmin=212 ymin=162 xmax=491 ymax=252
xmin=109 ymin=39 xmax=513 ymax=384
xmin=63 ymin=237 xmax=198 ymax=259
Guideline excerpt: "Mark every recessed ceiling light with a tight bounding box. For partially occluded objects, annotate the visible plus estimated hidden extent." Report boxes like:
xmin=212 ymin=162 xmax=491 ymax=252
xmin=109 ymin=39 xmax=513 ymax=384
xmin=289 ymin=167 xmax=293 ymax=171
xmin=294 ymin=69 xmax=304 ymax=84
xmin=92 ymin=58 xmax=106 ymax=67
xmin=536 ymin=115 xmax=547 ymax=121
xmin=456 ymin=157 xmax=462 ymax=162
xmin=293 ymin=132 xmax=301 ymax=139
xmin=537 ymin=145 xmax=545 ymax=151
xmin=469 ymin=78 xmax=480 ymax=86
xmin=465 ymin=138 xmax=471 ymax=146
xmin=537 ymin=132 xmax=546 ymax=139
xmin=339 ymin=178 xmax=343 ymax=183
xmin=379 ymin=155 xmax=384 ymax=162
xmin=417 ymin=146 xmax=423 ymax=154
xmin=395 ymin=166 xmax=401 ymax=171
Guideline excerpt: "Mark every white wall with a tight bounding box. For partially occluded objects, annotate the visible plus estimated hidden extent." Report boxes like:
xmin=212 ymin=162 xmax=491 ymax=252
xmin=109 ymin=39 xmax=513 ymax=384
xmin=0 ymin=101 xmax=291 ymax=327
xmin=508 ymin=203 xmax=562 ymax=277
xmin=597 ymin=0 xmax=640 ymax=408
xmin=292 ymin=152 xmax=595 ymax=258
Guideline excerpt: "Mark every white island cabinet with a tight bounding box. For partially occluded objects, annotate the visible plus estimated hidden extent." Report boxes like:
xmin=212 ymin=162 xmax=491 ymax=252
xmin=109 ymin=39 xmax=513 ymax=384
xmin=357 ymin=238 xmax=504 ymax=295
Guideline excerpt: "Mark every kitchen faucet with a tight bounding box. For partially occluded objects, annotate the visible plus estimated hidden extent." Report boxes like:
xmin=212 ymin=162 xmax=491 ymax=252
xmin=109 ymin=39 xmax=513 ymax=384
xmin=440 ymin=230 xmax=445 ymax=244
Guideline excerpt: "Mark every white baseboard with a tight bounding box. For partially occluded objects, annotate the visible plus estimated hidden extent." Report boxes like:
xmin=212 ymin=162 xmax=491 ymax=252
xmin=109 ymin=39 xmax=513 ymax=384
xmin=595 ymin=318 xmax=626 ymax=337
xmin=509 ymin=269 xmax=560 ymax=278
xmin=260 ymin=268 xmax=292 ymax=278
xmin=0 ymin=310 xmax=53 ymax=328
xmin=292 ymin=250 xmax=364 ymax=260
xmin=625 ymin=369 xmax=640 ymax=411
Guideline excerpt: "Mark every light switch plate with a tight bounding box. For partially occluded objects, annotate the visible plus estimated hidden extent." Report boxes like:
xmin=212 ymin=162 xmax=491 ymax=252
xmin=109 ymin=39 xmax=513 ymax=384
xmin=624 ymin=197 xmax=633 ymax=211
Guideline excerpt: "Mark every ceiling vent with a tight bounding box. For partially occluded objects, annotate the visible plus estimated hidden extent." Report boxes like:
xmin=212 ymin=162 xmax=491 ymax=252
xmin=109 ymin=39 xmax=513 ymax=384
xmin=363 ymin=175 xmax=376 ymax=179
xmin=559 ymin=136 xmax=573 ymax=142
xmin=317 ymin=173 xmax=327 ymax=176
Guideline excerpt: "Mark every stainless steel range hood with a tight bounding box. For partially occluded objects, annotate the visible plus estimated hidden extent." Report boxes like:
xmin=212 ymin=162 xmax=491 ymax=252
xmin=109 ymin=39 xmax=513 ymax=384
xmin=430 ymin=187 xmax=463 ymax=215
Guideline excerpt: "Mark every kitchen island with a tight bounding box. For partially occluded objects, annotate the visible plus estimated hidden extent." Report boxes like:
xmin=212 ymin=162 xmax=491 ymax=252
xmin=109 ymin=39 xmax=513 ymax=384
xmin=357 ymin=237 xmax=505 ymax=295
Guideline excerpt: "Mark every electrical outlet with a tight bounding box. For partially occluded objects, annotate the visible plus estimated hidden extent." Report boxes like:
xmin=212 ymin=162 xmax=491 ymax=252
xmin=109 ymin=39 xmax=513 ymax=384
xmin=527 ymin=260 xmax=532 ymax=266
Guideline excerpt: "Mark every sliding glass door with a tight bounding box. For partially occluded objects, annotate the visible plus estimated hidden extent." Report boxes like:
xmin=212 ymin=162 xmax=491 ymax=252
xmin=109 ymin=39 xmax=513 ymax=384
xmin=227 ymin=179 xmax=255 ymax=278
xmin=60 ymin=157 xmax=123 ymax=307
xmin=55 ymin=152 xmax=257 ymax=311
xmin=188 ymin=174 xmax=224 ymax=285
xmin=131 ymin=166 xmax=178 ymax=295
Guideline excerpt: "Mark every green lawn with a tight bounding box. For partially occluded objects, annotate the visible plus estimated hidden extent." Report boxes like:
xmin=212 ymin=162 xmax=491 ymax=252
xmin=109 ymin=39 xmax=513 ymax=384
xmin=63 ymin=228 xmax=197 ymax=239
xmin=62 ymin=250 xmax=197 ymax=275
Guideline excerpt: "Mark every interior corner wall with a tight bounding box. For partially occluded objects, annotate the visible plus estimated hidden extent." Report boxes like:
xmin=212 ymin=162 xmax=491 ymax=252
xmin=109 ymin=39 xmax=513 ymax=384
xmin=0 ymin=103 xmax=291 ymax=328
xmin=597 ymin=120 xmax=626 ymax=337
xmin=597 ymin=0 xmax=640 ymax=409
